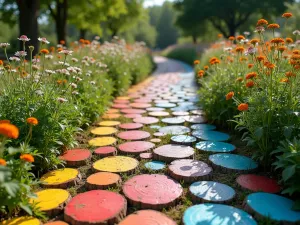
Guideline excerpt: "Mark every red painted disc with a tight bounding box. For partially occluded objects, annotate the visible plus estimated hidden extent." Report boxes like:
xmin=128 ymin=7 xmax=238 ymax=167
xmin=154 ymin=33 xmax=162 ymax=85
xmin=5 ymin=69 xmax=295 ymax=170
xmin=122 ymin=174 xmax=183 ymax=209
xmin=121 ymin=109 xmax=146 ymax=114
xmin=119 ymin=123 xmax=143 ymax=130
xmin=60 ymin=149 xmax=91 ymax=166
xmin=119 ymin=210 xmax=177 ymax=225
xmin=117 ymin=131 xmax=151 ymax=141
xmin=64 ymin=190 xmax=126 ymax=224
xmin=130 ymin=103 xmax=152 ymax=109
xmin=236 ymin=174 xmax=281 ymax=193
xmin=118 ymin=141 xmax=155 ymax=155
xmin=133 ymin=117 xmax=159 ymax=125
xmin=112 ymin=104 xmax=131 ymax=109
xmin=140 ymin=152 xmax=153 ymax=159
xmin=94 ymin=146 xmax=117 ymax=157
xmin=124 ymin=114 xmax=143 ymax=119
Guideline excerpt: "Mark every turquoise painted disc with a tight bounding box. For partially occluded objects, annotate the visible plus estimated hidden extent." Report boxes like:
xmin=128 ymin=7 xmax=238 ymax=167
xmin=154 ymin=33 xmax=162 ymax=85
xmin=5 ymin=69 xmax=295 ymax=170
xmin=191 ymin=124 xmax=216 ymax=131
xmin=162 ymin=117 xmax=185 ymax=125
xmin=144 ymin=161 xmax=166 ymax=171
xmin=189 ymin=181 xmax=235 ymax=202
xmin=171 ymin=135 xmax=197 ymax=145
xmin=195 ymin=141 xmax=235 ymax=153
xmin=159 ymin=126 xmax=190 ymax=135
xmin=156 ymin=103 xmax=177 ymax=108
xmin=183 ymin=204 xmax=257 ymax=225
xmin=209 ymin=154 xmax=258 ymax=171
xmin=192 ymin=130 xmax=230 ymax=142
xmin=246 ymin=192 xmax=300 ymax=222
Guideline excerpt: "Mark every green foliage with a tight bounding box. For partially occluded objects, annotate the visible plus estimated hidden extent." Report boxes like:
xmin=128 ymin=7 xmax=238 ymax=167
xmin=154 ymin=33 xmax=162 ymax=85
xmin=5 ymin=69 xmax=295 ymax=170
xmin=164 ymin=47 xmax=197 ymax=65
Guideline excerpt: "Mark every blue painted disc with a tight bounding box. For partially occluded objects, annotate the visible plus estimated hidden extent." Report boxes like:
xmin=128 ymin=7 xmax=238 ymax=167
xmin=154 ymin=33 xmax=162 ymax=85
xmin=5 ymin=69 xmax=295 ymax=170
xmin=156 ymin=103 xmax=177 ymax=108
xmin=149 ymin=125 xmax=161 ymax=130
xmin=144 ymin=161 xmax=166 ymax=171
xmin=195 ymin=141 xmax=235 ymax=153
xmin=159 ymin=126 xmax=190 ymax=135
xmin=183 ymin=203 xmax=257 ymax=225
xmin=209 ymin=154 xmax=258 ymax=171
xmin=189 ymin=181 xmax=235 ymax=202
xmin=171 ymin=135 xmax=197 ymax=145
xmin=192 ymin=130 xmax=230 ymax=142
xmin=191 ymin=124 xmax=216 ymax=130
xmin=246 ymin=192 xmax=300 ymax=222
xmin=162 ymin=117 xmax=185 ymax=125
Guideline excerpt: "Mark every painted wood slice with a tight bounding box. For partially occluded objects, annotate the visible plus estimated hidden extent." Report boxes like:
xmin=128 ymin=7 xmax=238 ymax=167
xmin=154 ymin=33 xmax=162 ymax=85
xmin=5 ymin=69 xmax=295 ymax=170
xmin=236 ymin=174 xmax=281 ymax=193
xmin=153 ymin=132 xmax=167 ymax=137
xmin=64 ymin=190 xmax=127 ymax=225
xmin=118 ymin=141 xmax=155 ymax=155
xmin=60 ymin=149 xmax=91 ymax=167
xmin=195 ymin=141 xmax=235 ymax=153
xmin=171 ymin=135 xmax=197 ymax=146
xmin=162 ymin=117 xmax=185 ymax=125
xmin=155 ymin=103 xmax=176 ymax=108
xmin=124 ymin=114 xmax=142 ymax=119
xmin=133 ymin=117 xmax=159 ymax=125
xmin=130 ymin=103 xmax=152 ymax=109
xmin=189 ymin=181 xmax=235 ymax=203
xmin=114 ymin=99 xmax=129 ymax=104
xmin=90 ymin=127 xmax=118 ymax=136
xmin=102 ymin=113 xmax=121 ymax=120
xmin=183 ymin=204 xmax=257 ymax=225
xmin=146 ymin=107 xmax=165 ymax=112
xmin=93 ymin=156 xmax=139 ymax=173
xmin=122 ymin=174 xmax=183 ymax=209
xmin=148 ymin=111 xmax=170 ymax=117
xmin=106 ymin=109 xmax=119 ymax=114
xmin=172 ymin=111 xmax=189 ymax=116
xmin=98 ymin=121 xmax=120 ymax=127
xmin=112 ymin=104 xmax=130 ymax=109
xmin=191 ymin=124 xmax=216 ymax=130
xmin=117 ymin=96 xmax=130 ymax=100
xmin=121 ymin=109 xmax=146 ymax=114
xmin=155 ymin=100 xmax=169 ymax=104
xmin=190 ymin=110 xmax=205 ymax=115
xmin=150 ymin=138 xmax=161 ymax=143
xmin=86 ymin=172 xmax=121 ymax=190
xmin=192 ymin=130 xmax=230 ymax=142
xmin=30 ymin=189 xmax=71 ymax=216
xmin=0 ymin=217 xmax=41 ymax=225
xmin=245 ymin=193 xmax=300 ymax=223
xmin=153 ymin=144 xmax=194 ymax=163
xmin=119 ymin=123 xmax=143 ymax=130
xmin=149 ymin=125 xmax=161 ymax=130
xmin=168 ymin=159 xmax=212 ymax=183
xmin=40 ymin=168 xmax=80 ymax=188
xmin=44 ymin=221 xmax=68 ymax=225
xmin=134 ymin=98 xmax=152 ymax=103
xmin=145 ymin=161 xmax=166 ymax=171
xmin=88 ymin=137 xmax=117 ymax=147
xmin=159 ymin=126 xmax=190 ymax=135
xmin=119 ymin=210 xmax=177 ymax=225
xmin=140 ymin=152 xmax=153 ymax=159
xmin=94 ymin=146 xmax=117 ymax=157
xmin=182 ymin=115 xmax=207 ymax=124
xmin=117 ymin=130 xmax=150 ymax=141
xmin=209 ymin=153 xmax=258 ymax=172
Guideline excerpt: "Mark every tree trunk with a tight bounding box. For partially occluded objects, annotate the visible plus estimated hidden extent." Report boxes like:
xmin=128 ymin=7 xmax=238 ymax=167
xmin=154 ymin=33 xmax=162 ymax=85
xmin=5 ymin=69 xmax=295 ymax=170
xmin=79 ymin=29 xmax=87 ymax=39
xmin=192 ymin=35 xmax=197 ymax=44
xmin=17 ymin=0 xmax=40 ymax=55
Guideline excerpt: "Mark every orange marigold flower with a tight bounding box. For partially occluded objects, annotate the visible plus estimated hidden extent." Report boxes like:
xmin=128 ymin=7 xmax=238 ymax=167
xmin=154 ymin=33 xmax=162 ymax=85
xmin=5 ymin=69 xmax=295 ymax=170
xmin=294 ymin=65 xmax=300 ymax=69
xmin=235 ymin=46 xmax=245 ymax=53
xmin=256 ymin=55 xmax=265 ymax=62
xmin=286 ymin=38 xmax=293 ymax=43
xmin=236 ymin=35 xmax=245 ymax=41
xmin=84 ymin=40 xmax=91 ymax=45
xmin=226 ymin=91 xmax=234 ymax=100
xmin=236 ymin=77 xmax=243 ymax=82
xmin=79 ymin=39 xmax=85 ymax=43
xmin=57 ymin=80 xmax=63 ymax=85
xmin=278 ymin=46 xmax=287 ymax=52
xmin=285 ymin=71 xmax=296 ymax=77
xmin=246 ymin=72 xmax=257 ymax=79
xmin=238 ymin=103 xmax=249 ymax=111
xmin=26 ymin=117 xmax=38 ymax=126
xmin=280 ymin=78 xmax=289 ymax=83
xmin=246 ymin=80 xmax=255 ymax=88
xmin=282 ymin=12 xmax=292 ymax=19
xmin=291 ymin=54 xmax=300 ymax=60
xmin=250 ymin=39 xmax=260 ymax=45
xmin=198 ymin=70 xmax=205 ymax=76
xmin=257 ymin=19 xmax=268 ymax=26
xmin=240 ymin=57 xmax=247 ymax=62
xmin=60 ymin=40 xmax=65 ymax=45
xmin=204 ymin=65 xmax=209 ymax=70
xmin=270 ymin=38 xmax=285 ymax=45
xmin=218 ymin=34 xmax=223 ymax=38
xmin=264 ymin=62 xmax=276 ymax=69
xmin=40 ymin=49 xmax=49 ymax=54
xmin=194 ymin=60 xmax=200 ymax=65
xmin=0 ymin=120 xmax=10 ymax=124
xmin=20 ymin=154 xmax=34 ymax=163
xmin=292 ymin=50 xmax=300 ymax=55
xmin=0 ymin=158 xmax=6 ymax=166
xmin=267 ymin=24 xmax=280 ymax=29
xmin=228 ymin=36 xmax=235 ymax=41
xmin=0 ymin=60 xmax=3 ymax=65
xmin=248 ymin=64 xmax=254 ymax=69
xmin=57 ymin=47 xmax=63 ymax=52
xmin=0 ymin=123 xmax=19 ymax=139
xmin=49 ymin=46 xmax=55 ymax=52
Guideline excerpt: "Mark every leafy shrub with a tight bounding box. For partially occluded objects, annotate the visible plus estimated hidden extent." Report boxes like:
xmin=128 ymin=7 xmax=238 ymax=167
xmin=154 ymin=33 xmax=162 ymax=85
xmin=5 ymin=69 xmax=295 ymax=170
xmin=165 ymin=46 xmax=197 ymax=65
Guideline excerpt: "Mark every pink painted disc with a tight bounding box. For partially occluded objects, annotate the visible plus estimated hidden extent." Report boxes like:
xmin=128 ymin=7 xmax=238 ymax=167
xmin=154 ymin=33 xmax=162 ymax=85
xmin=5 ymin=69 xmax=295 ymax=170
xmin=119 ymin=141 xmax=155 ymax=155
xmin=114 ymin=99 xmax=130 ymax=104
xmin=121 ymin=109 xmax=146 ymax=114
xmin=140 ymin=152 xmax=153 ymax=159
xmin=117 ymin=131 xmax=150 ymax=141
xmin=112 ymin=104 xmax=131 ymax=109
xmin=94 ymin=146 xmax=117 ymax=157
xmin=119 ymin=123 xmax=143 ymax=130
xmin=123 ymin=174 xmax=183 ymax=209
xmin=133 ymin=117 xmax=159 ymax=125
xmin=130 ymin=103 xmax=152 ymax=109
xmin=148 ymin=111 xmax=170 ymax=117
xmin=153 ymin=144 xmax=195 ymax=163
xmin=64 ymin=190 xmax=126 ymax=224
xmin=134 ymin=99 xmax=152 ymax=103
xmin=236 ymin=174 xmax=281 ymax=193
xmin=60 ymin=149 xmax=91 ymax=166
xmin=124 ymin=114 xmax=143 ymax=119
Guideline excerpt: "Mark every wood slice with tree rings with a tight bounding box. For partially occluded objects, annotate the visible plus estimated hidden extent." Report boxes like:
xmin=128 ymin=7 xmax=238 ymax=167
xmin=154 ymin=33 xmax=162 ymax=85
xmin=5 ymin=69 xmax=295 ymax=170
xmin=106 ymin=108 xmax=119 ymax=114
xmin=236 ymin=174 xmax=281 ymax=193
xmin=182 ymin=115 xmax=207 ymax=124
xmin=144 ymin=161 xmax=166 ymax=171
xmin=192 ymin=130 xmax=230 ymax=142
xmin=121 ymin=109 xmax=146 ymax=114
xmin=119 ymin=123 xmax=143 ymax=130
xmin=86 ymin=172 xmax=121 ymax=190
xmin=140 ymin=152 xmax=153 ymax=159
xmin=88 ymin=137 xmax=117 ymax=147
xmin=168 ymin=159 xmax=212 ymax=183
xmin=155 ymin=103 xmax=176 ymax=108
xmin=112 ymin=104 xmax=131 ymax=109
xmin=191 ymin=124 xmax=216 ymax=130
xmin=153 ymin=144 xmax=195 ymax=163
xmin=133 ymin=117 xmax=159 ymax=125
xmin=130 ymin=103 xmax=152 ymax=109
xmin=90 ymin=127 xmax=118 ymax=136
xmin=159 ymin=126 xmax=190 ymax=135
xmin=64 ymin=190 xmax=127 ymax=225
xmin=102 ymin=113 xmax=121 ymax=120
xmin=245 ymin=193 xmax=300 ymax=223
xmin=172 ymin=111 xmax=189 ymax=116
xmin=119 ymin=210 xmax=177 ymax=225
xmin=122 ymin=174 xmax=183 ymax=210
xmin=44 ymin=221 xmax=68 ymax=225
xmin=98 ymin=121 xmax=120 ymax=127
xmin=93 ymin=156 xmax=139 ymax=173
xmin=30 ymin=189 xmax=71 ymax=217
xmin=117 ymin=130 xmax=151 ymax=141
xmin=183 ymin=204 xmax=257 ymax=225
xmin=146 ymin=107 xmax=165 ymax=111
xmin=40 ymin=168 xmax=80 ymax=189
xmin=209 ymin=153 xmax=258 ymax=172
xmin=118 ymin=141 xmax=155 ymax=155
xmin=150 ymin=138 xmax=161 ymax=143
xmin=195 ymin=141 xmax=235 ymax=153
xmin=94 ymin=146 xmax=117 ymax=157
xmin=162 ymin=117 xmax=185 ymax=125
xmin=171 ymin=135 xmax=197 ymax=146
xmin=189 ymin=181 xmax=235 ymax=203
xmin=60 ymin=149 xmax=91 ymax=167
xmin=124 ymin=114 xmax=142 ymax=119
xmin=0 ymin=217 xmax=42 ymax=225
xmin=148 ymin=111 xmax=170 ymax=117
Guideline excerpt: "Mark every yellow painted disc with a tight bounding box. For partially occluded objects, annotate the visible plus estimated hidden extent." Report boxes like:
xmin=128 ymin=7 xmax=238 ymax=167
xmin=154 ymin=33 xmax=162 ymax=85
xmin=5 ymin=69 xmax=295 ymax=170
xmin=93 ymin=156 xmax=139 ymax=173
xmin=98 ymin=121 xmax=120 ymax=127
xmin=0 ymin=217 xmax=41 ymax=225
xmin=117 ymin=96 xmax=130 ymax=100
xmin=40 ymin=168 xmax=78 ymax=186
xmin=30 ymin=189 xmax=70 ymax=211
xmin=88 ymin=137 xmax=117 ymax=147
xmin=90 ymin=127 xmax=118 ymax=136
